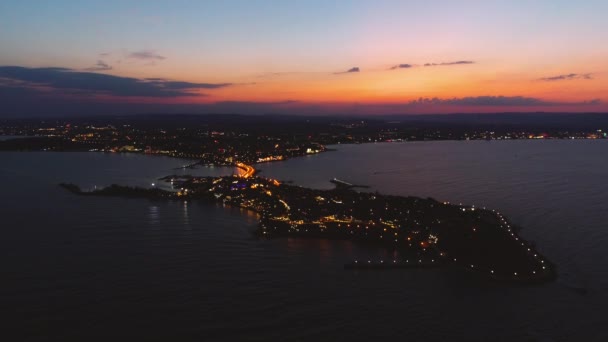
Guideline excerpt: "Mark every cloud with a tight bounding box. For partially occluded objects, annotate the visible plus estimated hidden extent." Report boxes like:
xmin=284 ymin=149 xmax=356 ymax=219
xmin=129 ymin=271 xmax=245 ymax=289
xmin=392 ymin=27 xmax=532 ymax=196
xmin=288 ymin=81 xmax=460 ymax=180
xmin=147 ymin=79 xmax=232 ymax=90
xmin=581 ymin=99 xmax=602 ymax=105
xmin=405 ymin=96 xmax=600 ymax=107
xmin=256 ymin=71 xmax=301 ymax=78
xmin=335 ymin=67 xmax=360 ymax=74
xmin=539 ymin=73 xmax=592 ymax=81
xmin=390 ymin=64 xmax=413 ymax=70
xmin=424 ymin=61 xmax=474 ymax=67
xmin=128 ymin=50 xmax=166 ymax=61
xmin=85 ymin=60 xmax=112 ymax=71
xmin=0 ymin=66 xmax=231 ymax=98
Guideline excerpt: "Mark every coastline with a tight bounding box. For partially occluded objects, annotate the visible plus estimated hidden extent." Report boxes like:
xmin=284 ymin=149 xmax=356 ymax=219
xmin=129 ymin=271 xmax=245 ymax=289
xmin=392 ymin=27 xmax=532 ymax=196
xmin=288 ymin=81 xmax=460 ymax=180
xmin=59 ymin=172 xmax=558 ymax=284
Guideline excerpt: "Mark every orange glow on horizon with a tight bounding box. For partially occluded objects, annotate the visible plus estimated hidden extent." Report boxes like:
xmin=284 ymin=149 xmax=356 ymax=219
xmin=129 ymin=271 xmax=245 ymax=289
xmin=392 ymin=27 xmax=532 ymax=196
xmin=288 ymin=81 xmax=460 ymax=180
xmin=37 ymin=60 xmax=608 ymax=114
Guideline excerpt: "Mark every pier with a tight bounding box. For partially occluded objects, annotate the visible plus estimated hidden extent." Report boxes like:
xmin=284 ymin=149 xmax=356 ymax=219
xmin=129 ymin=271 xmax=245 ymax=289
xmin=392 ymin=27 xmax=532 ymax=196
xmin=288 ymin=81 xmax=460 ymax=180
xmin=330 ymin=178 xmax=370 ymax=190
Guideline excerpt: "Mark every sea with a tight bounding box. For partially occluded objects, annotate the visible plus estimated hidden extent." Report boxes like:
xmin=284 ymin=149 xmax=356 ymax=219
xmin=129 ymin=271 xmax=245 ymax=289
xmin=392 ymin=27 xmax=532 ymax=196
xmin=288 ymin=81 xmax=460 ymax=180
xmin=0 ymin=135 xmax=30 ymax=141
xmin=1 ymin=140 xmax=607 ymax=342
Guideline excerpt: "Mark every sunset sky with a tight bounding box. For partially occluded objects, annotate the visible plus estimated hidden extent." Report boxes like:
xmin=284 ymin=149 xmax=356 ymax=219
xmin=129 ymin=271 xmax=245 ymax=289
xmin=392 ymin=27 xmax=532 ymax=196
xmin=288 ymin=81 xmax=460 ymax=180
xmin=1 ymin=0 xmax=607 ymax=116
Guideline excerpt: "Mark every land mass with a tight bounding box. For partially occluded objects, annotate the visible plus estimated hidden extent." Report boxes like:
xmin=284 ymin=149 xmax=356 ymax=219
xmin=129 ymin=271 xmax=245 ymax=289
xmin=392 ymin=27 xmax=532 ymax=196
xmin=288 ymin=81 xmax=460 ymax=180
xmin=60 ymin=165 xmax=557 ymax=284
xmin=5 ymin=113 xmax=563 ymax=283
xmin=1 ymin=113 xmax=606 ymax=163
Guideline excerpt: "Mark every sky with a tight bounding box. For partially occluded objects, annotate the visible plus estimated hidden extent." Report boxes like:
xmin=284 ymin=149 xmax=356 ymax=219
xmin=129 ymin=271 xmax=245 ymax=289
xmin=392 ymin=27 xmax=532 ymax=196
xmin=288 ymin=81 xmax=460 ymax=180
xmin=1 ymin=0 xmax=607 ymax=117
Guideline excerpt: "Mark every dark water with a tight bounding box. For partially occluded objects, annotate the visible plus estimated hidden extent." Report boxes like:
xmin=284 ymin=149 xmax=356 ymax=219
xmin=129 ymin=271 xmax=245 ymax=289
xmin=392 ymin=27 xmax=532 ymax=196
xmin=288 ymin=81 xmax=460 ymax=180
xmin=0 ymin=135 xmax=29 ymax=141
xmin=1 ymin=142 xmax=607 ymax=342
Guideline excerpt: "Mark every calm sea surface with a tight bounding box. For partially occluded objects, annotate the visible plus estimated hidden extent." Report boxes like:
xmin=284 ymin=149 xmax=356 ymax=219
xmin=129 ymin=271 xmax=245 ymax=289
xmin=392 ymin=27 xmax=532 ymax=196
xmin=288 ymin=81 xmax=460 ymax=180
xmin=0 ymin=135 xmax=30 ymax=141
xmin=1 ymin=141 xmax=607 ymax=341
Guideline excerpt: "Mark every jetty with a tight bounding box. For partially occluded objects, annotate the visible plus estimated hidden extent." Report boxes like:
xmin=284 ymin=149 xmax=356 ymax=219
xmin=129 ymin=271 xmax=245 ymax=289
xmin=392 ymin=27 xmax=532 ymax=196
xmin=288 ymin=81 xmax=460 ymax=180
xmin=330 ymin=178 xmax=370 ymax=190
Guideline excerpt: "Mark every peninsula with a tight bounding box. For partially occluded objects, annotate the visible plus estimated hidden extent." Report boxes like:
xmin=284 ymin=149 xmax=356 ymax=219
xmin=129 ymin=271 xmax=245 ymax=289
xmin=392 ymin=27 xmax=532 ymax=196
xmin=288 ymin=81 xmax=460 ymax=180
xmin=60 ymin=162 xmax=557 ymax=283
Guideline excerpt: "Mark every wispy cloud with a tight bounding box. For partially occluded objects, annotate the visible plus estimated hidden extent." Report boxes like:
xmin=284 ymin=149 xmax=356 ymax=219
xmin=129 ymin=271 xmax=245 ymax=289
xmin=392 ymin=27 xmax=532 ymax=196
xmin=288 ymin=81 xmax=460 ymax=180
xmin=85 ymin=60 xmax=112 ymax=71
xmin=406 ymin=96 xmax=600 ymax=106
xmin=424 ymin=61 xmax=474 ymax=67
xmin=583 ymin=99 xmax=602 ymax=105
xmin=128 ymin=50 xmax=166 ymax=61
xmin=255 ymin=71 xmax=302 ymax=78
xmin=0 ymin=66 xmax=231 ymax=97
xmin=539 ymin=73 xmax=592 ymax=81
xmin=335 ymin=67 xmax=360 ymax=74
xmin=145 ymin=79 xmax=232 ymax=90
xmin=390 ymin=64 xmax=413 ymax=70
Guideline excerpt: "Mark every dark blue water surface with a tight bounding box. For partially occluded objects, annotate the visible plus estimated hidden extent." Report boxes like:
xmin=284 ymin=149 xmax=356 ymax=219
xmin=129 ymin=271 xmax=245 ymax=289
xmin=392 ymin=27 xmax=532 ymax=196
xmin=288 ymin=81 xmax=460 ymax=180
xmin=1 ymin=141 xmax=607 ymax=342
xmin=0 ymin=135 xmax=30 ymax=141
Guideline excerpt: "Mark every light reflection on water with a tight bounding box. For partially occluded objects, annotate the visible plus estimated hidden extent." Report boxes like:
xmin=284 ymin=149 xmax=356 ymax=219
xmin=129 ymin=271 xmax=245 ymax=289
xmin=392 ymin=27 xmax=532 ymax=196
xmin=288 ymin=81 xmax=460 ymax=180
xmin=182 ymin=201 xmax=190 ymax=227
xmin=148 ymin=205 xmax=160 ymax=226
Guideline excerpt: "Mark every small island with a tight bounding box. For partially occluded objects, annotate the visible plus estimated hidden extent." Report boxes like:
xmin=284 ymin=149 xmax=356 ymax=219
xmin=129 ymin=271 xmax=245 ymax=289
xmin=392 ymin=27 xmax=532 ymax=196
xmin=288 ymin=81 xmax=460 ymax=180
xmin=61 ymin=163 xmax=557 ymax=284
